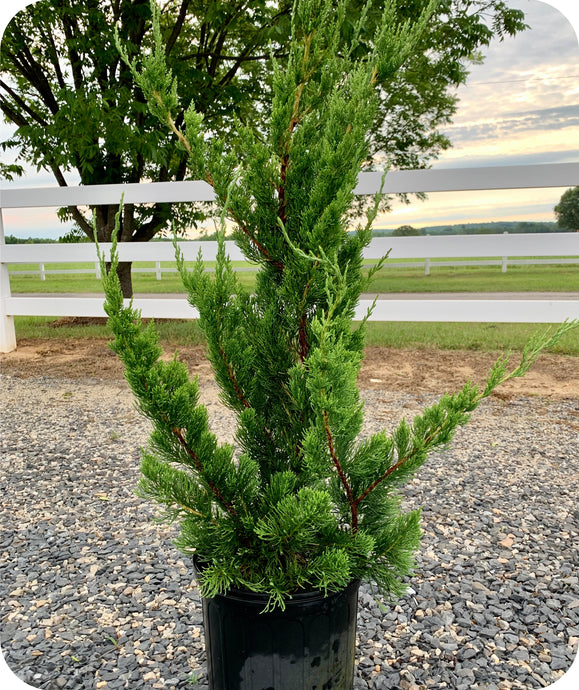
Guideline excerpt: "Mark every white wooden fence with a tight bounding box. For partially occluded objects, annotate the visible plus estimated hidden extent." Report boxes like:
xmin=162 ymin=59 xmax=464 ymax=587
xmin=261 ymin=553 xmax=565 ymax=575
xmin=1 ymin=162 xmax=579 ymax=353
xmin=10 ymin=254 xmax=579 ymax=280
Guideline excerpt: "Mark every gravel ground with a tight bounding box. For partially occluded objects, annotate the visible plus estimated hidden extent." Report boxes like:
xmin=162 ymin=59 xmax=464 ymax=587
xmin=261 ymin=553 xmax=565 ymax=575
xmin=1 ymin=374 xmax=578 ymax=690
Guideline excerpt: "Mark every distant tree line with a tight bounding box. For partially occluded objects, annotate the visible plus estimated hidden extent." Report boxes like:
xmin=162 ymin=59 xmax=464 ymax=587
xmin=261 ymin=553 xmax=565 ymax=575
xmin=5 ymin=220 xmax=567 ymax=244
xmin=3 ymin=234 xmax=58 ymax=244
xmin=373 ymin=221 xmax=565 ymax=237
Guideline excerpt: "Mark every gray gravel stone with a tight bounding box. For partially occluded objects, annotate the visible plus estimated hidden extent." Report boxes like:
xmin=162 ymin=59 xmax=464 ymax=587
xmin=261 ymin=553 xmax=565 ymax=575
xmin=1 ymin=376 xmax=578 ymax=689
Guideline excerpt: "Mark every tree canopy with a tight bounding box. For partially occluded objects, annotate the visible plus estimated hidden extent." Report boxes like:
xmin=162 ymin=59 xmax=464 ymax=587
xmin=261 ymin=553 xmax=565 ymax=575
xmin=392 ymin=224 xmax=421 ymax=236
xmin=554 ymin=187 xmax=579 ymax=231
xmin=1 ymin=0 xmax=527 ymax=295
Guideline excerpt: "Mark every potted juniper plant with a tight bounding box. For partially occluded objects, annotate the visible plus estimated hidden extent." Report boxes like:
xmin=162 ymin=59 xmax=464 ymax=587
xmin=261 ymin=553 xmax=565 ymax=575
xmin=100 ymin=1 xmax=577 ymax=687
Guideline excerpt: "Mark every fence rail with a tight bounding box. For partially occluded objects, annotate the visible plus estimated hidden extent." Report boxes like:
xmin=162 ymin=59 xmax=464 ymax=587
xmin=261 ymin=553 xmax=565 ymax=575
xmin=2 ymin=163 xmax=579 ymax=353
xmin=8 ymin=256 xmax=579 ymax=280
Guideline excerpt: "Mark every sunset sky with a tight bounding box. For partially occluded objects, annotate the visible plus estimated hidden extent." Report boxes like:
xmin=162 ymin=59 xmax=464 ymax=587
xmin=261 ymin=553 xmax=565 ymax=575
xmin=375 ymin=0 xmax=579 ymax=230
xmin=0 ymin=0 xmax=578 ymax=238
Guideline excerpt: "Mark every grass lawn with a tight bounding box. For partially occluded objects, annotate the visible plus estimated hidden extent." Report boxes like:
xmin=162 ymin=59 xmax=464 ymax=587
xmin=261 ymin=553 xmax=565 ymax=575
xmin=9 ymin=260 xmax=579 ymax=294
xmin=8 ymin=259 xmax=578 ymax=355
xmin=14 ymin=316 xmax=579 ymax=356
xmin=368 ymin=263 xmax=578 ymax=293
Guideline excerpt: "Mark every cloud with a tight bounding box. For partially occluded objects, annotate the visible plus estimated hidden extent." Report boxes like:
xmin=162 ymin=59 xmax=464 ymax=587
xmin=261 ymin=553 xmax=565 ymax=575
xmin=434 ymin=125 xmax=579 ymax=169
xmin=445 ymin=104 xmax=579 ymax=145
xmin=482 ymin=0 xmax=579 ymax=72
xmin=434 ymin=1 xmax=579 ymax=176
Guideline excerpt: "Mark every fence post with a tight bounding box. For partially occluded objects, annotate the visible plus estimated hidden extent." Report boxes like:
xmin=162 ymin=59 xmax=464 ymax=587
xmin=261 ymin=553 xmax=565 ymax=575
xmin=39 ymin=263 xmax=46 ymax=280
xmin=424 ymin=258 xmax=430 ymax=276
xmin=95 ymin=261 xmax=101 ymax=279
xmin=156 ymin=260 xmax=162 ymax=280
xmin=0 ymin=209 xmax=17 ymax=353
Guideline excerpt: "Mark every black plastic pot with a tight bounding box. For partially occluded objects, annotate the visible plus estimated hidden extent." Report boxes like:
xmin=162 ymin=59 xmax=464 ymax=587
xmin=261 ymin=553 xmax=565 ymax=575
xmin=201 ymin=579 xmax=360 ymax=690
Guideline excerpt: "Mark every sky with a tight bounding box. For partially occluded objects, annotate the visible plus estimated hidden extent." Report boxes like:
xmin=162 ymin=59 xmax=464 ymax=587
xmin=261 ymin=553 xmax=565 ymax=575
xmin=0 ymin=1 xmax=578 ymax=238
xmin=375 ymin=0 xmax=579 ymax=230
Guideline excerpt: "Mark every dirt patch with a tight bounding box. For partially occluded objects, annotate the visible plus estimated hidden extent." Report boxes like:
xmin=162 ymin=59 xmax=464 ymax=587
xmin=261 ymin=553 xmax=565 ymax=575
xmin=1 ymin=337 xmax=577 ymax=399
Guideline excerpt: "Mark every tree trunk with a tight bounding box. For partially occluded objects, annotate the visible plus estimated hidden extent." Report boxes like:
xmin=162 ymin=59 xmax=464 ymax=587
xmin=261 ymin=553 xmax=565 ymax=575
xmin=116 ymin=261 xmax=133 ymax=299
xmin=94 ymin=205 xmax=135 ymax=298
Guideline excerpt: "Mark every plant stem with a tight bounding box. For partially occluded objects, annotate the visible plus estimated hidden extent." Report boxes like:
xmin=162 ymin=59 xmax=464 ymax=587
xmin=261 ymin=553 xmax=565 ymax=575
xmin=171 ymin=426 xmax=238 ymax=518
xmin=323 ymin=411 xmax=358 ymax=532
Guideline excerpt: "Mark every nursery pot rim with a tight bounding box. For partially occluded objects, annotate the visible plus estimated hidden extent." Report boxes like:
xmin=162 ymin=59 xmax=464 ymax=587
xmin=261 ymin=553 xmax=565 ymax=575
xmin=193 ymin=556 xmax=360 ymax=608
xmin=212 ymin=578 xmax=362 ymax=607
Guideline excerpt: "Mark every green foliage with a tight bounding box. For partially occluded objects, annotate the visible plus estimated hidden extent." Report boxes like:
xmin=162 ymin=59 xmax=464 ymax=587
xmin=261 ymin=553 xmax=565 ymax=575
xmin=58 ymin=227 xmax=93 ymax=243
xmin=554 ymin=187 xmax=579 ymax=230
xmin=392 ymin=225 xmax=421 ymax=236
xmin=3 ymin=235 xmax=57 ymax=244
xmin=101 ymin=0 xmax=576 ymax=610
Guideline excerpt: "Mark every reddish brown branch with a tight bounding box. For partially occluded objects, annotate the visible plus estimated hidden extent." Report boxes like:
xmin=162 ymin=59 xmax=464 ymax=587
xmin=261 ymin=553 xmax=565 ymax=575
xmin=217 ymin=343 xmax=275 ymax=447
xmin=355 ymin=432 xmax=438 ymax=507
xmin=354 ymin=455 xmax=408 ymax=508
xmin=219 ymin=344 xmax=251 ymax=409
xmin=236 ymin=219 xmax=284 ymax=271
xmin=278 ymin=76 xmax=309 ymax=227
xmin=296 ymin=268 xmax=316 ymax=362
xmin=323 ymin=411 xmax=358 ymax=532
xmin=298 ymin=313 xmax=309 ymax=362
xmin=171 ymin=427 xmax=237 ymax=518
xmin=204 ymin=172 xmax=283 ymax=271
xmin=278 ymin=152 xmax=290 ymax=227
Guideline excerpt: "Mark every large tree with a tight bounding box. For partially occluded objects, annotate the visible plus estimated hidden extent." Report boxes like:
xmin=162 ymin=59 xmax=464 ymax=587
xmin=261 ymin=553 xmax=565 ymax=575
xmin=554 ymin=187 xmax=579 ymax=231
xmin=1 ymin=0 xmax=294 ymax=295
xmin=1 ymin=0 xmax=527 ymax=296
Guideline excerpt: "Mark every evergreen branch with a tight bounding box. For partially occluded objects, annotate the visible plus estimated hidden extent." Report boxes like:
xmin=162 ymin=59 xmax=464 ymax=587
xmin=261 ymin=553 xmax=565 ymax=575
xmin=355 ymin=451 xmax=415 ymax=508
xmin=354 ymin=401 xmax=468 ymax=509
xmin=170 ymin=427 xmax=237 ymax=519
xmin=355 ymin=318 xmax=578 ymax=509
xmin=298 ymin=311 xmax=309 ymax=363
xmin=363 ymin=256 xmax=389 ymax=289
xmin=295 ymin=261 xmax=319 ymax=361
xmin=160 ymin=94 xmax=193 ymax=154
xmin=173 ymin=222 xmax=275 ymax=448
xmin=214 ymin=339 xmax=276 ymax=448
xmin=96 ymin=201 xmax=239 ymax=520
xmin=278 ymin=29 xmax=316 ymax=227
xmin=277 ymin=216 xmax=337 ymax=276
xmin=311 ymin=288 xmax=362 ymax=533
xmin=218 ymin=343 xmax=251 ymax=410
xmin=361 ymin=167 xmax=391 ymax=288
xmin=115 ymin=2 xmax=194 ymax=156
xmin=323 ymin=411 xmax=358 ymax=532
xmin=213 ymin=168 xmax=284 ymax=270
xmin=229 ymin=206 xmax=284 ymax=270
xmin=213 ymin=184 xmax=263 ymax=412
xmin=355 ymin=294 xmax=379 ymax=335
xmin=177 ymin=503 xmax=204 ymax=518
xmin=479 ymin=320 xmax=578 ymax=397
